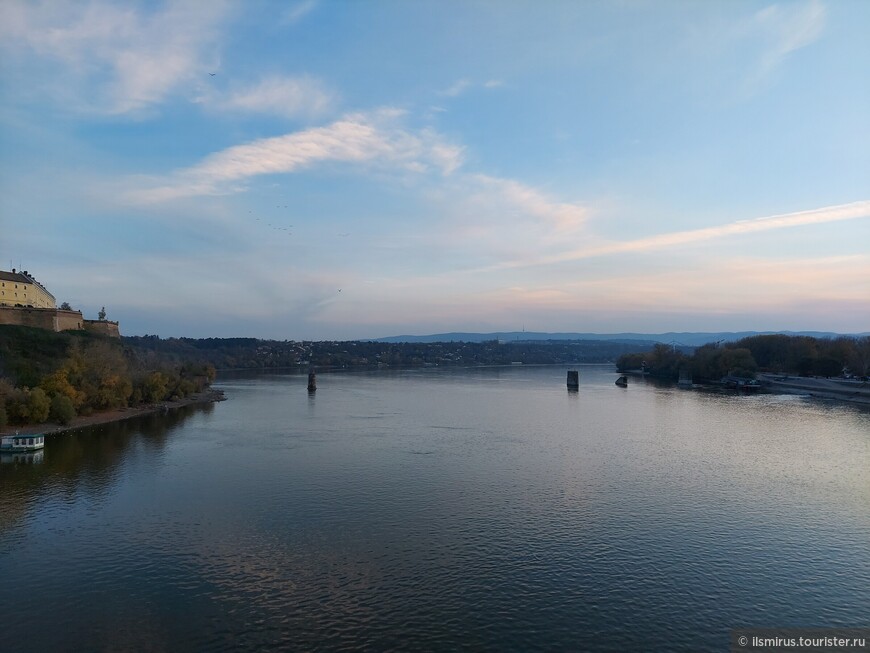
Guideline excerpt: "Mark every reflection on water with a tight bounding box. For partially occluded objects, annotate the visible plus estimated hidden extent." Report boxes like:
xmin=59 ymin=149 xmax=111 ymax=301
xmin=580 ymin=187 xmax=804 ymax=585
xmin=0 ymin=367 xmax=868 ymax=652
xmin=0 ymin=403 xmax=213 ymax=534
xmin=0 ymin=450 xmax=44 ymax=465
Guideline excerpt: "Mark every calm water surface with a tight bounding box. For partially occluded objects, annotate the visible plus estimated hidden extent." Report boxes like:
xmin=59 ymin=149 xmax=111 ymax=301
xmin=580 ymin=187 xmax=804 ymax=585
xmin=1 ymin=366 xmax=868 ymax=651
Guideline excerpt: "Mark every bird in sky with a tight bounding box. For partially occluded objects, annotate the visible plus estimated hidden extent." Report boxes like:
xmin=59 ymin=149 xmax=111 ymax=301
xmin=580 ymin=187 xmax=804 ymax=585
xmin=209 ymin=73 xmax=216 ymax=76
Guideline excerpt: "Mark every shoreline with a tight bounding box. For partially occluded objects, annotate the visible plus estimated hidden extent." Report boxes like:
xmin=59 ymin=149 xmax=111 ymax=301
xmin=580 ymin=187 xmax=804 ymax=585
xmin=0 ymin=388 xmax=226 ymax=438
xmin=756 ymin=373 xmax=870 ymax=405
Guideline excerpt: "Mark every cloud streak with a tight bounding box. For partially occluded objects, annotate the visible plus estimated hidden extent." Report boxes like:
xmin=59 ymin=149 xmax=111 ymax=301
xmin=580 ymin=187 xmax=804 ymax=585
xmin=307 ymin=253 xmax=870 ymax=336
xmin=281 ymin=0 xmax=319 ymax=26
xmin=126 ymin=110 xmax=464 ymax=202
xmin=470 ymin=175 xmax=588 ymax=232
xmin=755 ymin=0 xmax=826 ymax=76
xmin=439 ymin=78 xmax=505 ymax=98
xmin=489 ymin=200 xmax=870 ymax=270
xmin=217 ymin=75 xmax=336 ymax=119
xmin=744 ymin=0 xmax=826 ymax=90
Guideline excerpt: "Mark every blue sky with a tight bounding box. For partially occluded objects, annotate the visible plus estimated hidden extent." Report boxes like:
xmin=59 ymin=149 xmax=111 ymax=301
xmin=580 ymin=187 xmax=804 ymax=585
xmin=1 ymin=0 xmax=868 ymax=339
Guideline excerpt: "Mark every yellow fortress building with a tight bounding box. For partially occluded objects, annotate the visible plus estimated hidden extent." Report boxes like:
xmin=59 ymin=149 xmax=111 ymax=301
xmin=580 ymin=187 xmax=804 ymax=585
xmin=0 ymin=269 xmax=56 ymax=308
xmin=0 ymin=268 xmax=120 ymax=337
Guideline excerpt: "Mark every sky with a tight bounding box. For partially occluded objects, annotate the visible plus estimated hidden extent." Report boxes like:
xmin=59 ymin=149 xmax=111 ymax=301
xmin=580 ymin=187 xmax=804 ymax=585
xmin=1 ymin=0 xmax=868 ymax=340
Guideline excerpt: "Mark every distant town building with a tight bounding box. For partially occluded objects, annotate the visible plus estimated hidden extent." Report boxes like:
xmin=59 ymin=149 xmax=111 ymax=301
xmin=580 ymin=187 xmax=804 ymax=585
xmin=0 ymin=268 xmax=120 ymax=337
xmin=0 ymin=268 xmax=56 ymax=308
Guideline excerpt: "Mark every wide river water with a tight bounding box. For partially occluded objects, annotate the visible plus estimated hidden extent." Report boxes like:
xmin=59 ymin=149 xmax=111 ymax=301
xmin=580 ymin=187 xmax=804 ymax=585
xmin=1 ymin=365 xmax=868 ymax=651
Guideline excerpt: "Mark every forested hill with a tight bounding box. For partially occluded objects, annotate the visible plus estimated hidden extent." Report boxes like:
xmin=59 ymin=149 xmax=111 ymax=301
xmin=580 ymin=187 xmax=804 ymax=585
xmin=2 ymin=327 xmax=666 ymax=392
xmin=8 ymin=326 xmax=865 ymax=428
xmin=0 ymin=326 xmax=215 ymax=429
xmin=121 ymin=335 xmax=665 ymax=370
xmin=2 ymin=327 xmax=672 ymax=427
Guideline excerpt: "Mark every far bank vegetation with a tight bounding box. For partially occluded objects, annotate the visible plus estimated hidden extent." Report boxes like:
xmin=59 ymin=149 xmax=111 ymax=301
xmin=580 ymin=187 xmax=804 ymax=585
xmin=616 ymin=334 xmax=870 ymax=383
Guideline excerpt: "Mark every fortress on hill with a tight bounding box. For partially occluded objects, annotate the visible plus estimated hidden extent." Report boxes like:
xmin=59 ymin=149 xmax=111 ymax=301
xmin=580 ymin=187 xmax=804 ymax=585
xmin=0 ymin=268 xmax=120 ymax=338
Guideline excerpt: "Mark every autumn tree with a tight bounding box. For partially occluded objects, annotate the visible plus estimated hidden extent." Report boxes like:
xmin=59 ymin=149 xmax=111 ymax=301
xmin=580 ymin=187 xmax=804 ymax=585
xmin=49 ymin=394 xmax=76 ymax=425
xmin=72 ymin=341 xmax=133 ymax=410
xmin=27 ymin=388 xmax=51 ymax=423
xmin=40 ymin=368 xmax=86 ymax=409
xmin=143 ymin=371 xmax=169 ymax=403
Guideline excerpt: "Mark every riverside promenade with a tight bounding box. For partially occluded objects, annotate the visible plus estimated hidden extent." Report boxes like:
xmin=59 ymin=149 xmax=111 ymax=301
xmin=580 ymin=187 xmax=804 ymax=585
xmin=757 ymin=374 xmax=870 ymax=405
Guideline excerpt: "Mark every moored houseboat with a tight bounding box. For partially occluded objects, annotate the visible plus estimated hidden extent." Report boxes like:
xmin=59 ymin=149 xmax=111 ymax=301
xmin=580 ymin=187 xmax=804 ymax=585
xmin=0 ymin=433 xmax=46 ymax=452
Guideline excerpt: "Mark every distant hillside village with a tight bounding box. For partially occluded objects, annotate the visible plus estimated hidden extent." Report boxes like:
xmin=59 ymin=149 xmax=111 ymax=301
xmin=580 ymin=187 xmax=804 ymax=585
xmin=0 ymin=269 xmax=119 ymax=338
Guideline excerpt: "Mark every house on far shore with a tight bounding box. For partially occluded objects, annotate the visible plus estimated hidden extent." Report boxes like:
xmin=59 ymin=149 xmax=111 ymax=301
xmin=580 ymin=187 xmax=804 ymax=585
xmin=0 ymin=268 xmax=120 ymax=337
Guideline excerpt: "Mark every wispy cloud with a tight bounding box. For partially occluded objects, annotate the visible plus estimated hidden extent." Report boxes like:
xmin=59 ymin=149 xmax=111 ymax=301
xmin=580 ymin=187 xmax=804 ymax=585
xmin=559 ymin=255 xmax=870 ymax=315
xmin=347 ymin=253 xmax=870 ymax=334
xmin=678 ymin=1 xmax=828 ymax=99
xmin=441 ymin=78 xmax=472 ymax=97
xmin=439 ymin=78 xmax=505 ymax=98
xmin=487 ymin=201 xmax=870 ymax=270
xmin=0 ymin=0 xmax=230 ymax=115
xmin=756 ymin=1 xmax=826 ymax=71
xmin=469 ymin=175 xmax=588 ymax=232
xmin=281 ymin=0 xmax=319 ymax=26
xmin=748 ymin=0 xmax=826 ymax=86
xmin=306 ymin=252 xmax=870 ymax=335
xmin=126 ymin=109 xmax=464 ymax=202
xmin=216 ymin=75 xmax=336 ymax=119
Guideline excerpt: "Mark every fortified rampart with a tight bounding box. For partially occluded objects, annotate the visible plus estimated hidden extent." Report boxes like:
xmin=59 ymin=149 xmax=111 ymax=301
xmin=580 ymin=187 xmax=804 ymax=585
xmin=0 ymin=306 xmax=120 ymax=338
xmin=57 ymin=310 xmax=85 ymax=331
xmin=83 ymin=319 xmax=121 ymax=338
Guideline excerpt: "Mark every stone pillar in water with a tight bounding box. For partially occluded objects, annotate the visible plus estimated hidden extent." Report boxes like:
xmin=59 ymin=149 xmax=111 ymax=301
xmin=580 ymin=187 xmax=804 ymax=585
xmin=567 ymin=370 xmax=579 ymax=389
xmin=307 ymin=369 xmax=317 ymax=392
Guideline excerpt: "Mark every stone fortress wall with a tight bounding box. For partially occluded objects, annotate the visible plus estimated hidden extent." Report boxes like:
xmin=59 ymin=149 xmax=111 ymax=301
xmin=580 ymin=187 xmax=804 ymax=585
xmin=0 ymin=306 xmax=120 ymax=338
xmin=0 ymin=268 xmax=120 ymax=337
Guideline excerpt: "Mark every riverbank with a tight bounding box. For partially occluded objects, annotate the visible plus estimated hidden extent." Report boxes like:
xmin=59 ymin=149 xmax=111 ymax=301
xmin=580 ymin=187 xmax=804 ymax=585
xmin=756 ymin=374 xmax=870 ymax=405
xmin=0 ymin=388 xmax=226 ymax=438
xmin=623 ymin=369 xmax=870 ymax=405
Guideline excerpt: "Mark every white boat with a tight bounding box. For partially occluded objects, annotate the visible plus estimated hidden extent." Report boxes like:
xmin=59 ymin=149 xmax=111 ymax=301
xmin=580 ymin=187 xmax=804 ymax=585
xmin=0 ymin=433 xmax=46 ymax=452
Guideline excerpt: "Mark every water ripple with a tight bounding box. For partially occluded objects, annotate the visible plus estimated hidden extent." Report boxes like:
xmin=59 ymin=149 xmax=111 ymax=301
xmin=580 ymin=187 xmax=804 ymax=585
xmin=1 ymin=367 xmax=868 ymax=651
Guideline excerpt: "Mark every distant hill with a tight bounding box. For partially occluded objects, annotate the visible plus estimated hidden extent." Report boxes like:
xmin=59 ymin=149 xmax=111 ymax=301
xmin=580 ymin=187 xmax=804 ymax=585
xmin=369 ymin=331 xmax=867 ymax=347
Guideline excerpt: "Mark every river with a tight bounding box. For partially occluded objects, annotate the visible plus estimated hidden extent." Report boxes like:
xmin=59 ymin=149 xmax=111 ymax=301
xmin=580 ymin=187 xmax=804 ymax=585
xmin=1 ymin=365 xmax=868 ymax=651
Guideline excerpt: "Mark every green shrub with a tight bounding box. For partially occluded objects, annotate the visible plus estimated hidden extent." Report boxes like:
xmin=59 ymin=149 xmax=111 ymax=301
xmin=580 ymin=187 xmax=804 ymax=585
xmin=5 ymin=388 xmax=30 ymax=424
xmin=27 ymin=388 xmax=51 ymax=423
xmin=49 ymin=394 xmax=76 ymax=425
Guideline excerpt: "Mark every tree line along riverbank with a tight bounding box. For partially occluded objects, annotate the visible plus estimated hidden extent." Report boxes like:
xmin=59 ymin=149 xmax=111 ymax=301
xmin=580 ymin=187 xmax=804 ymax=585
xmin=0 ymin=328 xmax=667 ymax=432
xmin=616 ymin=333 xmax=870 ymax=385
xmin=4 ymin=327 xmax=868 ymax=432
